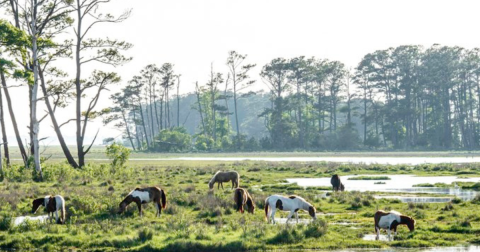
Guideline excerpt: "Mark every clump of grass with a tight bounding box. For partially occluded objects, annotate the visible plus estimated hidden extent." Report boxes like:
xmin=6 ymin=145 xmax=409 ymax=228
xmin=413 ymin=183 xmax=434 ymax=187
xmin=451 ymin=198 xmax=462 ymax=204
xmin=442 ymin=202 xmax=454 ymax=211
xmin=0 ymin=214 xmax=13 ymax=231
xmin=268 ymin=226 xmax=304 ymax=244
xmin=348 ymin=176 xmax=390 ymax=180
xmin=374 ymin=181 xmax=386 ymax=184
xmin=304 ymin=219 xmax=328 ymax=238
xmin=138 ymin=228 xmax=154 ymax=242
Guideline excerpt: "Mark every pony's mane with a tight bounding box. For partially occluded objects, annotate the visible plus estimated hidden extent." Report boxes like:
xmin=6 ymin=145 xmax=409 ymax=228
xmin=209 ymin=171 xmax=222 ymax=184
xmin=390 ymin=210 xmax=402 ymax=215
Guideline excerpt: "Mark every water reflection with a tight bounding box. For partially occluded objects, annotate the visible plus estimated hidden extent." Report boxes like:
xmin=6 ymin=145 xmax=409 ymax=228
xmin=288 ymin=175 xmax=479 ymax=200
xmin=13 ymin=215 xmax=48 ymax=226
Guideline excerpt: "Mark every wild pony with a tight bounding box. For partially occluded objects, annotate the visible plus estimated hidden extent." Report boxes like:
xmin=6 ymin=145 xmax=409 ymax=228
xmin=208 ymin=171 xmax=239 ymax=190
xmin=264 ymin=195 xmax=316 ymax=224
xmin=374 ymin=210 xmax=415 ymax=241
xmin=233 ymin=188 xmax=255 ymax=214
xmin=118 ymin=187 xmax=167 ymax=217
xmin=32 ymin=195 xmax=66 ymax=224
xmin=330 ymin=174 xmax=345 ymax=192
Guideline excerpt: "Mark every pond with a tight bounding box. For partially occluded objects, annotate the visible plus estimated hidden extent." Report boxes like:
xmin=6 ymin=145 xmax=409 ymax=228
xmin=125 ymin=156 xmax=480 ymax=165
xmin=13 ymin=215 xmax=49 ymax=226
xmin=287 ymin=175 xmax=480 ymax=201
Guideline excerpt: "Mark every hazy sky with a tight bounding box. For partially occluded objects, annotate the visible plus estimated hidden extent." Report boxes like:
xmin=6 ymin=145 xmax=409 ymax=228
xmin=2 ymin=0 xmax=480 ymax=146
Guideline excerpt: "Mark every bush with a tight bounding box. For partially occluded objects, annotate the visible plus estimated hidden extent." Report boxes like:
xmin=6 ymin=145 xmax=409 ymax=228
xmin=268 ymin=226 xmax=304 ymax=244
xmin=195 ymin=135 xmax=214 ymax=151
xmin=153 ymin=127 xmax=192 ymax=152
xmin=138 ymin=228 xmax=154 ymax=242
xmin=304 ymin=219 xmax=328 ymax=238
xmin=0 ymin=214 xmax=13 ymax=231
xmin=105 ymin=143 xmax=131 ymax=171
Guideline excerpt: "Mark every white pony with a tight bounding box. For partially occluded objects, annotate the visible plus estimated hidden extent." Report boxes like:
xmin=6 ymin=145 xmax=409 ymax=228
xmin=264 ymin=195 xmax=317 ymax=224
xmin=32 ymin=195 xmax=66 ymax=224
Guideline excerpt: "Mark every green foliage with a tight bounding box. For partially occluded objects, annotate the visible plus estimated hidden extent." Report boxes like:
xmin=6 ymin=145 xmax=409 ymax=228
xmin=105 ymin=143 xmax=131 ymax=171
xmin=194 ymin=135 xmax=214 ymax=151
xmin=153 ymin=127 xmax=192 ymax=152
xmin=304 ymin=219 xmax=328 ymax=238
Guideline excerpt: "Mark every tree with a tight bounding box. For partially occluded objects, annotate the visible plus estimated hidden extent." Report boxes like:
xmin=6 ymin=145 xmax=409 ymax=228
xmin=69 ymin=0 xmax=131 ymax=167
xmin=226 ymin=51 xmax=256 ymax=149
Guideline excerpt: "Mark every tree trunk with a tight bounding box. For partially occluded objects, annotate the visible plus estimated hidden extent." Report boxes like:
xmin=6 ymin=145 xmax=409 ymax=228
xmin=122 ymin=111 xmax=136 ymax=151
xmin=39 ymin=69 xmax=79 ymax=168
xmin=138 ymin=102 xmax=150 ymax=148
xmin=0 ymin=83 xmax=10 ymax=166
xmin=0 ymin=67 xmax=27 ymax=165
xmin=177 ymin=76 xmax=180 ymax=127
xmin=31 ymin=2 xmax=42 ymax=178
xmin=75 ymin=1 xmax=85 ymax=167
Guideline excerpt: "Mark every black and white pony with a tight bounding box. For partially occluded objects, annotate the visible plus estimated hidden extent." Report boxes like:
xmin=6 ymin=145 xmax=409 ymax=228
xmin=32 ymin=195 xmax=66 ymax=224
xmin=264 ymin=195 xmax=316 ymax=224
xmin=374 ymin=210 xmax=415 ymax=241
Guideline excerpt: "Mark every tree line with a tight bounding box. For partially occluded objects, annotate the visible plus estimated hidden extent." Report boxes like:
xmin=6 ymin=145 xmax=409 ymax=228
xmin=107 ymin=45 xmax=480 ymax=152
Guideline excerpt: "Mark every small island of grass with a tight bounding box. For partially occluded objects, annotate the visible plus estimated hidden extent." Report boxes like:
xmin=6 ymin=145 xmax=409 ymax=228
xmin=348 ymin=176 xmax=391 ymax=180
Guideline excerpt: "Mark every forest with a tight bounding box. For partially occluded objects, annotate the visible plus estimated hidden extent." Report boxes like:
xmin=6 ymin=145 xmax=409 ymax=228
xmin=2 ymin=0 xmax=480 ymax=179
xmin=108 ymin=46 xmax=480 ymax=154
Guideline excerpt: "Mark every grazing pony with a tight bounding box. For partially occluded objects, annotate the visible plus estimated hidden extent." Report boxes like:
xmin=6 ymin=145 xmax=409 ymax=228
xmin=233 ymin=188 xmax=255 ymax=214
xmin=264 ymin=195 xmax=316 ymax=224
xmin=32 ymin=195 xmax=66 ymax=224
xmin=118 ymin=187 xmax=167 ymax=217
xmin=374 ymin=210 xmax=415 ymax=241
xmin=330 ymin=174 xmax=345 ymax=192
xmin=208 ymin=171 xmax=239 ymax=190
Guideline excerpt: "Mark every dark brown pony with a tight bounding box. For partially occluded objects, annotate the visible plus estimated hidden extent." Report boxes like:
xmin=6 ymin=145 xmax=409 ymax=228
xmin=118 ymin=187 xmax=167 ymax=217
xmin=209 ymin=171 xmax=240 ymax=189
xmin=330 ymin=174 xmax=345 ymax=192
xmin=233 ymin=188 xmax=255 ymax=214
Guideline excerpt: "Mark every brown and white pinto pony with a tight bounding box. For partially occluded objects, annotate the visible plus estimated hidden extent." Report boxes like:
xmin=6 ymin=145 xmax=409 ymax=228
xmin=264 ymin=195 xmax=316 ymax=224
xmin=118 ymin=187 xmax=167 ymax=217
xmin=208 ymin=171 xmax=240 ymax=190
xmin=233 ymin=188 xmax=255 ymax=214
xmin=374 ymin=210 xmax=415 ymax=241
xmin=32 ymin=195 xmax=66 ymax=224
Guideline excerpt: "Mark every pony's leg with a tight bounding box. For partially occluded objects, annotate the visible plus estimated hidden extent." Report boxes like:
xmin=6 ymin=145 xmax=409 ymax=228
xmin=218 ymin=182 xmax=220 ymax=189
xmin=135 ymin=201 xmax=142 ymax=217
xmin=286 ymin=211 xmax=294 ymax=224
xmin=156 ymin=202 xmax=162 ymax=217
xmin=55 ymin=210 xmax=59 ymax=224
xmin=376 ymin=227 xmax=380 ymax=240
xmin=295 ymin=212 xmax=299 ymax=224
xmin=221 ymin=182 xmax=224 ymax=189
xmin=387 ymin=229 xmax=391 ymax=241
xmin=271 ymin=209 xmax=276 ymax=224
xmin=231 ymin=180 xmax=234 ymax=189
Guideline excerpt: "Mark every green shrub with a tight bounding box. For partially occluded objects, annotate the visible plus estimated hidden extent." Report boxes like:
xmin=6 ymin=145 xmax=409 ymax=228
xmin=153 ymin=127 xmax=192 ymax=152
xmin=105 ymin=143 xmax=131 ymax=171
xmin=304 ymin=219 xmax=328 ymax=238
xmin=0 ymin=214 xmax=13 ymax=231
xmin=138 ymin=228 xmax=154 ymax=242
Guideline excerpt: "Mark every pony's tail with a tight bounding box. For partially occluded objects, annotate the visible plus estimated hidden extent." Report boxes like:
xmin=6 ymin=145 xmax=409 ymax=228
xmin=235 ymin=189 xmax=243 ymax=213
xmin=161 ymin=190 xmax=167 ymax=209
xmin=61 ymin=202 xmax=66 ymax=224
xmin=264 ymin=197 xmax=269 ymax=221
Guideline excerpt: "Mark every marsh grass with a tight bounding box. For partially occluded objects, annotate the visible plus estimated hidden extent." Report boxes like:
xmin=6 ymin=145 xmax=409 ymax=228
xmin=1 ymin=160 xmax=480 ymax=251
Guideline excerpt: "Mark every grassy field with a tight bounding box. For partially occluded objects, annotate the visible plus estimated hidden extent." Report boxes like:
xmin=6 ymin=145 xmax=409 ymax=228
xmin=7 ymin=145 xmax=480 ymax=161
xmin=1 ymin=159 xmax=480 ymax=251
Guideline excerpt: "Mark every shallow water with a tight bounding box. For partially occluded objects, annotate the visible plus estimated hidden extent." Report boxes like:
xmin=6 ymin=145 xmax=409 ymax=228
xmin=13 ymin=215 xmax=49 ymax=226
xmin=288 ymin=175 xmax=479 ymax=200
xmin=374 ymin=195 xmax=455 ymax=203
xmin=123 ymin=156 xmax=480 ymax=165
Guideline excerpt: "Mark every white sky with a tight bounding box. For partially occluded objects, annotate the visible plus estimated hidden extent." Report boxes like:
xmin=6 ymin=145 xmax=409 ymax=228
xmin=2 ymin=0 xmax=480 ymax=146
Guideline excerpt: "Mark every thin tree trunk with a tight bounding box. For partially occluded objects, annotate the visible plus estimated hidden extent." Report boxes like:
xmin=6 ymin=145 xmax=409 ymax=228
xmin=177 ymin=76 xmax=180 ymax=127
xmin=75 ymin=0 xmax=85 ymax=167
xmin=0 ymin=68 xmax=27 ymax=165
xmin=195 ymin=82 xmax=207 ymax=136
xmin=138 ymin=102 xmax=150 ymax=148
xmin=122 ymin=111 xmax=136 ymax=151
xmin=39 ymin=69 xmax=79 ymax=168
xmin=0 ymin=84 xmax=9 ymax=166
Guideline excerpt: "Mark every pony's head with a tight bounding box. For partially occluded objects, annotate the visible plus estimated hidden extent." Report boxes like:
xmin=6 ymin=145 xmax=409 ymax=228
xmin=246 ymin=197 xmax=255 ymax=214
xmin=208 ymin=180 xmax=214 ymax=189
xmin=118 ymin=195 xmax=132 ymax=214
xmin=31 ymin=198 xmax=44 ymax=214
xmin=404 ymin=216 xmax=416 ymax=232
xmin=308 ymin=206 xmax=317 ymax=220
